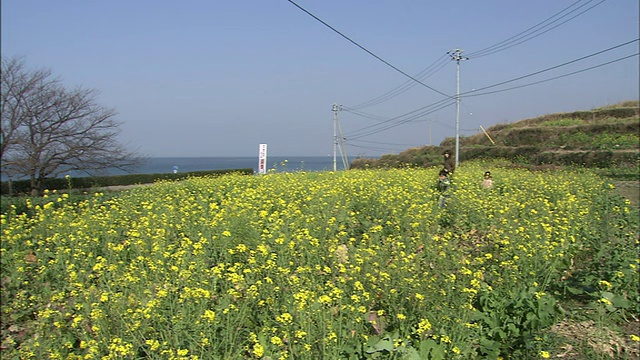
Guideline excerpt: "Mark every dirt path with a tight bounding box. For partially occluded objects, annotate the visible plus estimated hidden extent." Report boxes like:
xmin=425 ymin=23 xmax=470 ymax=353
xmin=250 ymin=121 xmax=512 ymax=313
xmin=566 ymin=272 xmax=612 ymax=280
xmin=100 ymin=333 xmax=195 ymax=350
xmin=96 ymin=183 xmax=155 ymax=192
xmin=613 ymin=181 xmax=639 ymax=208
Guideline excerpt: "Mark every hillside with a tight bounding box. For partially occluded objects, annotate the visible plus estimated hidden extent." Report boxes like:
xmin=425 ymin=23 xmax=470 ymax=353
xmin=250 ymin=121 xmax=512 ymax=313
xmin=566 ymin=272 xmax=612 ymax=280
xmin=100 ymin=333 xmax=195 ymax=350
xmin=350 ymin=100 xmax=639 ymax=172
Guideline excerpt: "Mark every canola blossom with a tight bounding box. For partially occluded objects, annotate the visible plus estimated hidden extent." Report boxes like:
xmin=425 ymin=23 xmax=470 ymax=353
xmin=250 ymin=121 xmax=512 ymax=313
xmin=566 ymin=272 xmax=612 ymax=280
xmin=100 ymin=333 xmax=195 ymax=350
xmin=1 ymin=161 xmax=638 ymax=359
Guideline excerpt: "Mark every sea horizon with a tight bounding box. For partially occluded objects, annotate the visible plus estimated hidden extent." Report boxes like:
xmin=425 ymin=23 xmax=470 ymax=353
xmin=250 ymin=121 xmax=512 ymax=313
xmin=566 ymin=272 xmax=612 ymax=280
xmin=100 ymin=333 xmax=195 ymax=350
xmin=137 ymin=155 xmax=360 ymax=174
xmin=1 ymin=155 xmax=367 ymax=181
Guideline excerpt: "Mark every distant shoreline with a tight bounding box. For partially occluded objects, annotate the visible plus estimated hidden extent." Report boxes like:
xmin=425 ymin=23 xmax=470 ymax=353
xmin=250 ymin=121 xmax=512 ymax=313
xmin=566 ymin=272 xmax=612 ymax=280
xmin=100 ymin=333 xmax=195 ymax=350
xmin=1 ymin=155 xmax=365 ymax=181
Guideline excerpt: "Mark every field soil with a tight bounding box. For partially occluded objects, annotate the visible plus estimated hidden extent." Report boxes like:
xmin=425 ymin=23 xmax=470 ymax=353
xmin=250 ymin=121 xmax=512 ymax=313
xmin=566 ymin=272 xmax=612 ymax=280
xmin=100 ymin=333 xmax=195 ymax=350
xmin=614 ymin=181 xmax=639 ymax=208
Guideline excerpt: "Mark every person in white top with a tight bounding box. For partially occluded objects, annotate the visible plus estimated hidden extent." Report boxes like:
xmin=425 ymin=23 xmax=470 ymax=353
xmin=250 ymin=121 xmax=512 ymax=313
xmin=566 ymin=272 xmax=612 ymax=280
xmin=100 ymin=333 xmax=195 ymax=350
xmin=481 ymin=171 xmax=493 ymax=189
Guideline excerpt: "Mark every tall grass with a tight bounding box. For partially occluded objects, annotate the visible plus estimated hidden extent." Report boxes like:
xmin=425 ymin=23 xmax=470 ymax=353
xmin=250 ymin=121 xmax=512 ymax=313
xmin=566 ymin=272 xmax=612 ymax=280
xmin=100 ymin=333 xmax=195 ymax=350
xmin=1 ymin=161 xmax=638 ymax=359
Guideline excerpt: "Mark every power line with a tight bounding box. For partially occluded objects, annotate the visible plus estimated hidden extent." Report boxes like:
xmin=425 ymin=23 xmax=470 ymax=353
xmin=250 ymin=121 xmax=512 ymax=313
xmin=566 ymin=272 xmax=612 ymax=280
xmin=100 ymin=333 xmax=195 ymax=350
xmin=462 ymin=53 xmax=639 ymax=98
xmin=348 ymin=55 xmax=451 ymax=110
xmin=344 ymin=98 xmax=451 ymax=137
xmin=467 ymin=0 xmax=607 ymax=58
xmin=349 ymin=139 xmax=423 ymax=147
xmin=432 ymin=119 xmax=478 ymax=132
xmin=340 ymin=106 xmax=390 ymax=122
xmin=346 ymin=143 xmax=405 ymax=153
xmin=462 ymin=38 xmax=638 ymax=96
xmin=286 ymin=0 xmax=453 ymax=98
xmin=345 ymin=51 xmax=637 ymax=149
xmin=345 ymin=99 xmax=457 ymax=140
xmin=346 ymin=51 xmax=637 ymax=153
xmin=345 ymin=0 xmax=605 ymax=111
xmin=346 ymin=98 xmax=453 ymax=136
xmin=342 ymin=40 xmax=637 ymax=142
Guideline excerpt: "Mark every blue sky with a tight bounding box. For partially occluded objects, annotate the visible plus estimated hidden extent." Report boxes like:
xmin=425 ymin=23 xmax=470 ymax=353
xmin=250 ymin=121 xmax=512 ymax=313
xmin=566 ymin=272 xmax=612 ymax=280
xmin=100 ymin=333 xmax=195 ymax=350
xmin=2 ymin=0 xmax=638 ymax=157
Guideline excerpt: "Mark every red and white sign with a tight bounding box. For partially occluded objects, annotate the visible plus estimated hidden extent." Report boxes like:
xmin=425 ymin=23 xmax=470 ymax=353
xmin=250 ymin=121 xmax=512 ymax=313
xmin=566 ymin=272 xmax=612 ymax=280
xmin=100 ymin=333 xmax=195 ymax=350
xmin=258 ymin=144 xmax=267 ymax=174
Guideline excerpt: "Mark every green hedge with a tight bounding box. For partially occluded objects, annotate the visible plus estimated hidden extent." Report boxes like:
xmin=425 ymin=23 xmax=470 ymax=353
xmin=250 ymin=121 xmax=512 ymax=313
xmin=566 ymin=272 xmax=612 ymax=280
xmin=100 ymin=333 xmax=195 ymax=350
xmin=0 ymin=168 xmax=254 ymax=195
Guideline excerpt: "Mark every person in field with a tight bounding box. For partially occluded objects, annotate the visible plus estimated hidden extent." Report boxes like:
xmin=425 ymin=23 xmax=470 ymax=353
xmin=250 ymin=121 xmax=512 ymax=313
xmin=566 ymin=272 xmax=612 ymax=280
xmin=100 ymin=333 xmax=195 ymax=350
xmin=482 ymin=171 xmax=493 ymax=189
xmin=437 ymin=169 xmax=451 ymax=208
xmin=443 ymin=149 xmax=455 ymax=175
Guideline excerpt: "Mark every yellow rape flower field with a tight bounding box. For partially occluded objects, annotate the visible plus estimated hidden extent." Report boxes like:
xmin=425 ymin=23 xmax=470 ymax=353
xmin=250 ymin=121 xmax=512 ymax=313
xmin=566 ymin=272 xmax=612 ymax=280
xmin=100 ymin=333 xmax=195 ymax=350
xmin=1 ymin=161 xmax=638 ymax=359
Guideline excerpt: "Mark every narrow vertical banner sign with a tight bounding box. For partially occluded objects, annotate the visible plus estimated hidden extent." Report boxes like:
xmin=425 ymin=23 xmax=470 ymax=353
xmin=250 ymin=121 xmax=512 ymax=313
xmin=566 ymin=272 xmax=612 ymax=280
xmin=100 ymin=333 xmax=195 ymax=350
xmin=258 ymin=143 xmax=268 ymax=174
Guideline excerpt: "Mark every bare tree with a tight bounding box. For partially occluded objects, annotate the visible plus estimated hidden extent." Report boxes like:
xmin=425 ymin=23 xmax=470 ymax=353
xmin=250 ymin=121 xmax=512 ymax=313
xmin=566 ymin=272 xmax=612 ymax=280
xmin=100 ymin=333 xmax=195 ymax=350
xmin=1 ymin=57 xmax=145 ymax=194
xmin=1 ymin=57 xmax=55 ymax=160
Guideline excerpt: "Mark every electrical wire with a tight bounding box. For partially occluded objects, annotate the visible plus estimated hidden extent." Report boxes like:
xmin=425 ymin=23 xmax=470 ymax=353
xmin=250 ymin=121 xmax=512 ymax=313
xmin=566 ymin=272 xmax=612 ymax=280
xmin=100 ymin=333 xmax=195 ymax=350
xmin=432 ymin=119 xmax=478 ymax=132
xmin=344 ymin=99 xmax=450 ymax=138
xmin=345 ymin=52 xmax=636 ymax=151
xmin=467 ymin=0 xmax=607 ymax=58
xmin=462 ymin=53 xmax=639 ymax=98
xmin=340 ymin=107 xmax=389 ymax=122
xmin=349 ymin=139 xmax=422 ymax=147
xmin=462 ymin=39 xmax=638 ymax=96
xmin=286 ymin=0 xmax=453 ymax=98
xmin=336 ymin=0 xmax=607 ymax=119
xmin=346 ymin=98 xmax=452 ymax=135
xmin=345 ymin=99 xmax=457 ymax=140
xmin=346 ymin=142 xmax=411 ymax=154
xmin=343 ymin=99 xmax=477 ymax=142
xmin=348 ymin=55 xmax=451 ymax=110
xmin=342 ymin=40 xmax=637 ymax=143
xmin=344 ymin=0 xmax=606 ymax=112
xmin=288 ymin=0 xmax=631 ymax=146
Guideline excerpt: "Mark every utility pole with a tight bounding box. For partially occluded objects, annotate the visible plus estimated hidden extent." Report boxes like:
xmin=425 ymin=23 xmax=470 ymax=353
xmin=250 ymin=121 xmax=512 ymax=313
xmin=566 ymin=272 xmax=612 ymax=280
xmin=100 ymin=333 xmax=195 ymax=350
xmin=428 ymin=119 xmax=432 ymax=146
xmin=447 ymin=49 xmax=468 ymax=168
xmin=332 ymin=103 xmax=339 ymax=171
xmin=331 ymin=103 xmax=348 ymax=171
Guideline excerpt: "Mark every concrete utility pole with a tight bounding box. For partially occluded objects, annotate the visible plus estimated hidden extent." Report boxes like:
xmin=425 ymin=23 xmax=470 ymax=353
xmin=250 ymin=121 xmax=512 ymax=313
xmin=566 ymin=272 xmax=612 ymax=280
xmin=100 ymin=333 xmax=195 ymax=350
xmin=331 ymin=103 xmax=348 ymax=171
xmin=332 ymin=103 xmax=339 ymax=171
xmin=448 ymin=49 xmax=468 ymax=168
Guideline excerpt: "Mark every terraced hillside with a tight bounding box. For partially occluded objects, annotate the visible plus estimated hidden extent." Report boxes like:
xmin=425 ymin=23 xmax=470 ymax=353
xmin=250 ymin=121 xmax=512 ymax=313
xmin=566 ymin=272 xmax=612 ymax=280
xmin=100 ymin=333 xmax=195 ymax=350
xmin=351 ymin=101 xmax=639 ymax=171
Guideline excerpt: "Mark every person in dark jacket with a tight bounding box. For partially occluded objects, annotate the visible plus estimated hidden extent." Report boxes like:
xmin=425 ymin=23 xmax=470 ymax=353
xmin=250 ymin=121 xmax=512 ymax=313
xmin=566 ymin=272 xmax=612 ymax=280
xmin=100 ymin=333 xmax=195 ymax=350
xmin=443 ymin=150 xmax=455 ymax=175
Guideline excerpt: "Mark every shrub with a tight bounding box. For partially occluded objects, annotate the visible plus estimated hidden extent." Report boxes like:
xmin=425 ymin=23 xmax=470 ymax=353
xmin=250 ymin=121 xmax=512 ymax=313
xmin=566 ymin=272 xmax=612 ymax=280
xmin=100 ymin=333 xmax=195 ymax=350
xmin=0 ymin=168 xmax=253 ymax=195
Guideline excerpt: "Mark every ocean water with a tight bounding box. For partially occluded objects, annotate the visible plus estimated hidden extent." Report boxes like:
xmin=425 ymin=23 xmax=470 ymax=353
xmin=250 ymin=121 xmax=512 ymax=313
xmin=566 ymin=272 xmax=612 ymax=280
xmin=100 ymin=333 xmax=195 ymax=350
xmin=0 ymin=156 xmax=360 ymax=181
xmin=122 ymin=156 xmax=355 ymax=175
xmin=96 ymin=156 xmax=359 ymax=177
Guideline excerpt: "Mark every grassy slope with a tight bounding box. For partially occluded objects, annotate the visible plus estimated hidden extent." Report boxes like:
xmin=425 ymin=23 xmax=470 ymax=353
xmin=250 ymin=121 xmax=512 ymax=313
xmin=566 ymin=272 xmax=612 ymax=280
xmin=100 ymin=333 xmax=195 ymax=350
xmin=351 ymin=101 xmax=639 ymax=172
